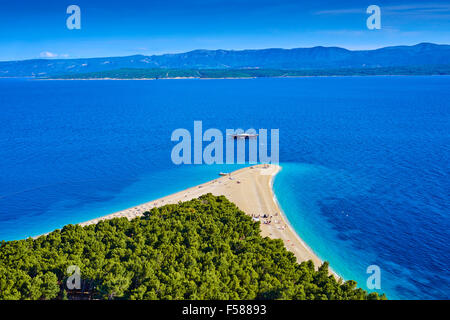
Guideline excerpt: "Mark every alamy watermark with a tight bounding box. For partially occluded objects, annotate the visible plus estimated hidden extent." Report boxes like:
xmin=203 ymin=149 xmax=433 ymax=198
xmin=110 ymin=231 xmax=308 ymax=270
xmin=66 ymin=5 xmax=81 ymax=30
xmin=367 ymin=5 xmax=381 ymax=30
xmin=66 ymin=265 xmax=81 ymax=290
xmin=171 ymin=121 xmax=279 ymax=165
xmin=366 ymin=265 xmax=381 ymax=290
xmin=65 ymin=5 xmax=380 ymax=31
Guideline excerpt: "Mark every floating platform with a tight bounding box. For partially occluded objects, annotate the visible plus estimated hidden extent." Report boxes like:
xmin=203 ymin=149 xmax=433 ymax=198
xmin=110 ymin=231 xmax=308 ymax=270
xmin=228 ymin=133 xmax=258 ymax=139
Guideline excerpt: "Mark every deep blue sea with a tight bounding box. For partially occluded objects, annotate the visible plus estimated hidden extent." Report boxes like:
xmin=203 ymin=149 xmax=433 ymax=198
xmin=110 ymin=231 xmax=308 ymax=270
xmin=0 ymin=77 xmax=449 ymax=299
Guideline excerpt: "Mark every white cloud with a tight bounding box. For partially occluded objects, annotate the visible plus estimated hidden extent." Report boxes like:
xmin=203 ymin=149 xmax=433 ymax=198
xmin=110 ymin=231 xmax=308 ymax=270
xmin=40 ymin=51 xmax=58 ymax=58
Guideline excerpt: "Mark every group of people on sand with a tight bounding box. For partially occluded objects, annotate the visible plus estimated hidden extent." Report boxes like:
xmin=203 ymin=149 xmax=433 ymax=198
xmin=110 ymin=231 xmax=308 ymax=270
xmin=250 ymin=212 xmax=289 ymax=231
xmin=252 ymin=212 xmax=281 ymax=226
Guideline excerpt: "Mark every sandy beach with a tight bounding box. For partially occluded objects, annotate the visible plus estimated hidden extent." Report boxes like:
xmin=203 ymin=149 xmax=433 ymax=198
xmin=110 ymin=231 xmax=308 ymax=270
xmin=79 ymin=164 xmax=327 ymax=270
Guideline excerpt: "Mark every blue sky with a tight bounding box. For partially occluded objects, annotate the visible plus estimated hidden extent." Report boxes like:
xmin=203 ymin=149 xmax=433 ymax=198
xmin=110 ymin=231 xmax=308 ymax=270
xmin=0 ymin=0 xmax=449 ymax=61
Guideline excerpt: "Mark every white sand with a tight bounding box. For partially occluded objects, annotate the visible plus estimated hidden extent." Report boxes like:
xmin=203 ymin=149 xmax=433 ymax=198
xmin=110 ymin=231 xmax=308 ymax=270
xmin=79 ymin=164 xmax=331 ymax=273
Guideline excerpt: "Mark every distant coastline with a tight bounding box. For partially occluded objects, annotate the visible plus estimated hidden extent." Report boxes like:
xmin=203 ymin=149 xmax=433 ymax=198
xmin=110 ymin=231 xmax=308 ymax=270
xmin=38 ymin=65 xmax=450 ymax=80
xmin=1 ymin=43 xmax=449 ymax=79
xmin=0 ymin=74 xmax=446 ymax=81
xmin=38 ymin=74 xmax=450 ymax=81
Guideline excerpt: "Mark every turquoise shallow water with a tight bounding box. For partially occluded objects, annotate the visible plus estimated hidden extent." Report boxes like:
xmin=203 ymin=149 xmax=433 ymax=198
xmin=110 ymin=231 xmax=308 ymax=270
xmin=0 ymin=77 xmax=449 ymax=299
xmin=0 ymin=163 xmax=246 ymax=240
xmin=274 ymin=163 xmax=389 ymax=297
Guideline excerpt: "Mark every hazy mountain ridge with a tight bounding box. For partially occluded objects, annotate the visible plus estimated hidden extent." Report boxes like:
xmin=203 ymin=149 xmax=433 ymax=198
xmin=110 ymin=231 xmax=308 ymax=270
xmin=1 ymin=43 xmax=449 ymax=77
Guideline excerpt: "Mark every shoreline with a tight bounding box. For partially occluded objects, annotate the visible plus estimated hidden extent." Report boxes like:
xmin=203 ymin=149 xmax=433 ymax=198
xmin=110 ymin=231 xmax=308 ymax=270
xmin=269 ymin=168 xmax=340 ymax=278
xmin=75 ymin=164 xmax=336 ymax=276
xmin=31 ymin=74 xmax=450 ymax=81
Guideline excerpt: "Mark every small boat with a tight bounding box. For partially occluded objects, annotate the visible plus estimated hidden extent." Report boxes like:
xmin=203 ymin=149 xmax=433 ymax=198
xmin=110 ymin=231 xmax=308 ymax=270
xmin=219 ymin=172 xmax=229 ymax=176
xmin=227 ymin=133 xmax=258 ymax=139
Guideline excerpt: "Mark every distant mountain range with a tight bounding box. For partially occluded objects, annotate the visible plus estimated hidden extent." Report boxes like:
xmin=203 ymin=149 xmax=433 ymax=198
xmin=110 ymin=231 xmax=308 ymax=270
xmin=0 ymin=43 xmax=449 ymax=78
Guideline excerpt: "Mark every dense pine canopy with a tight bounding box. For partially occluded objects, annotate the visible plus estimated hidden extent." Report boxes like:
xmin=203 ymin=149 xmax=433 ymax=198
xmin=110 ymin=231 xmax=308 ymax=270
xmin=0 ymin=194 xmax=386 ymax=300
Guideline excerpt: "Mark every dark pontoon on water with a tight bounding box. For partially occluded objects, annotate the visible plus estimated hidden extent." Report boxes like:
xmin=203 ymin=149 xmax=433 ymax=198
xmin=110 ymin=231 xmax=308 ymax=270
xmin=228 ymin=133 xmax=258 ymax=139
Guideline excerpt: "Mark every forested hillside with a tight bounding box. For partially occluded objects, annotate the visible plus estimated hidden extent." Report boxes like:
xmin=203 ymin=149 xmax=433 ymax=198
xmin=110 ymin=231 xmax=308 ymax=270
xmin=0 ymin=194 xmax=386 ymax=300
xmin=48 ymin=65 xmax=450 ymax=79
